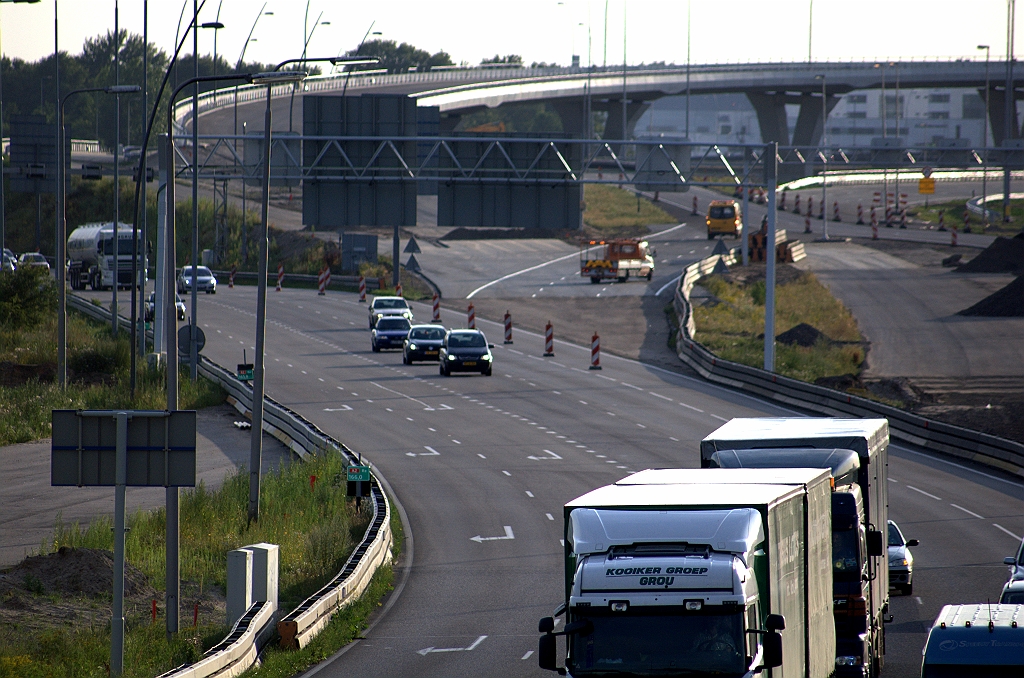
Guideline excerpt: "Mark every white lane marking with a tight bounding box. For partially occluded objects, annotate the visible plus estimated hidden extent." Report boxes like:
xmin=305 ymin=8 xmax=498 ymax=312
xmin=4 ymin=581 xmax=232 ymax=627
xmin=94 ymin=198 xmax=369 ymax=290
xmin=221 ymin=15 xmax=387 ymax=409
xmin=323 ymin=406 xmax=353 ymax=412
xmin=546 ymin=513 xmax=555 ymax=521
xmin=649 ymin=391 xmax=672 ymax=401
xmin=406 ymin=445 xmax=441 ymax=457
xmin=906 ymin=485 xmax=942 ymax=501
xmin=596 ymin=374 xmax=617 ymax=382
xmin=606 ymin=412 xmax=616 ymax=417
xmin=301 ymin=370 xmax=307 ymax=374
xmin=552 ymin=390 xmax=561 ymax=395
xmin=528 ymin=449 xmax=563 ymax=461
xmin=669 ymin=437 xmax=680 ymax=442
xmin=888 ymin=478 xmax=899 ymax=483
xmin=318 ymin=377 xmax=324 ymax=382
xmin=579 ymin=400 xmax=588 ymax=405
xmin=452 ymin=439 xmax=461 ymax=444
xmin=508 ymin=348 xmax=523 ymax=355
xmin=418 ymin=635 xmax=488 ymax=655
xmin=596 ymin=455 xmax=606 ymax=458
xmin=993 ymin=523 xmax=1022 ymax=541
xmin=678 ymin=402 xmax=704 ymax=412
xmin=710 ymin=414 xmax=728 ymax=422
xmin=551 ymin=362 xmax=566 ymax=367
xmin=522 ymin=651 xmax=534 ymax=660
xmin=371 ymin=381 xmax=435 ymax=410
xmin=950 ymin=504 xmax=984 ymax=519
xmin=477 ymin=453 xmax=486 ymax=459
xmin=637 ymin=423 xmax=646 ymax=428
xmin=503 ymin=470 xmax=512 ymax=476
xmin=386 ymin=408 xmax=393 ymax=412
xmin=525 ymin=491 xmax=534 ymax=497
xmin=915 ymin=596 xmax=923 ymax=605
xmin=621 ymin=383 xmax=643 ymax=391
xmin=656 ymin=273 xmax=683 ymax=296
xmin=428 ymin=427 xmax=436 ymax=432
xmin=470 ymin=526 xmax=514 ymax=543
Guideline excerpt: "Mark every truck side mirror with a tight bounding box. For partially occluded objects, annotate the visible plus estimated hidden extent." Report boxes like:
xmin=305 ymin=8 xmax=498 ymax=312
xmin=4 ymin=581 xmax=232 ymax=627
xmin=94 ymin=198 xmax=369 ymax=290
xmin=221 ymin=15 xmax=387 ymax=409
xmin=906 ymin=539 xmax=919 ymax=547
xmin=539 ymin=617 xmax=554 ymax=633
xmin=761 ymin=631 xmax=783 ymax=669
xmin=538 ymin=633 xmax=565 ymax=674
xmin=866 ymin=530 xmax=884 ymax=556
xmin=1006 ymin=557 xmax=1018 ymax=566
xmin=766 ymin=614 xmax=786 ymax=632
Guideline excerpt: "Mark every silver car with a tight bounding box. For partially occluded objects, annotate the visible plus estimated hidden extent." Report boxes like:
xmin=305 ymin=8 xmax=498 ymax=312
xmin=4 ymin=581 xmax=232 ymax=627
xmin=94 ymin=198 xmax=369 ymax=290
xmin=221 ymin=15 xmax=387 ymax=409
xmin=1003 ymin=537 xmax=1024 ymax=582
xmin=888 ymin=520 xmax=918 ymax=595
xmin=177 ymin=265 xmax=217 ymax=294
xmin=18 ymin=252 xmax=50 ymax=272
xmin=368 ymin=296 xmax=412 ymax=328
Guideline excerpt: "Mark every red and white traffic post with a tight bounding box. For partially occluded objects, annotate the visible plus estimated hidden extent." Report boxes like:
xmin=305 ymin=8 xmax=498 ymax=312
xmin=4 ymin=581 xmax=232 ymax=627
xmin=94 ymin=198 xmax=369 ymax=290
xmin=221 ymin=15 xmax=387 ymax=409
xmin=951 ymin=227 xmax=958 ymax=247
xmin=590 ymin=332 xmax=602 ymax=370
xmin=229 ymin=264 xmax=236 ymax=288
xmin=317 ymin=268 xmax=327 ymax=295
xmin=691 ymin=195 xmax=698 ymax=216
xmin=395 ymin=281 xmax=403 ymax=297
xmin=503 ymin=311 xmax=513 ymax=344
xmin=833 ymin=201 xmax=840 ymax=222
xmin=856 ymin=204 xmax=864 ymax=224
xmin=779 ymin=191 xmax=787 ymax=211
xmin=543 ymin=321 xmax=555 ymax=356
xmin=276 ymin=263 xmax=284 ymax=292
xmin=467 ymin=303 xmax=476 ymax=329
xmin=432 ymin=294 xmax=441 ymax=323
xmin=358 ymin=275 xmax=366 ymax=302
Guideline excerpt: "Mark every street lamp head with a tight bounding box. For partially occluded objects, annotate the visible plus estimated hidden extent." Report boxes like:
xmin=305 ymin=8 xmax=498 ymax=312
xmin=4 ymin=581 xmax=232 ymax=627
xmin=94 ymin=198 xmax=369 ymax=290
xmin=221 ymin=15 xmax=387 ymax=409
xmin=201 ymin=21 xmax=225 ymax=29
xmin=978 ymin=44 xmax=989 ymax=50
xmin=106 ymin=85 xmax=142 ymax=94
xmin=249 ymin=71 xmax=308 ymax=85
xmin=329 ymin=57 xmax=380 ymax=67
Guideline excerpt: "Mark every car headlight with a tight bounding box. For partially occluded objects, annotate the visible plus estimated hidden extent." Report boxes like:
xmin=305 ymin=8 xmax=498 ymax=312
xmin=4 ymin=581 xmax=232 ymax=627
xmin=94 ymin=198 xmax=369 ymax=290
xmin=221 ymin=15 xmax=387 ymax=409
xmin=448 ymin=354 xmax=457 ymax=361
xmin=890 ymin=558 xmax=908 ymax=567
xmin=482 ymin=354 xmax=492 ymax=361
xmin=408 ymin=343 xmax=417 ymax=351
xmin=835 ymin=656 xmax=860 ymax=667
xmin=403 ymin=311 xmax=412 ymax=319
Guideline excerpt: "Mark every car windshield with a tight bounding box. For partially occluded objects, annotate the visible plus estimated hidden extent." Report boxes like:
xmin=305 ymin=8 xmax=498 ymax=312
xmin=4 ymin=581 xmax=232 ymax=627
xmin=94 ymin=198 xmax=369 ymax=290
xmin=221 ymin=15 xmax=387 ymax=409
xmin=709 ymin=205 xmax=736 ymax=219
xmin=410 ymin=327 xmax=445 ymax=340
xmin=570 ymin=609 xmax=745 ymax=675
xmin=833 ymin=528 xmax=861 ymax=581
xmin=888 ymin=522 xmax=904 ymax=547
xmin=1002 ymin=590 xmax=1024 ymax=604
xmin=374 ymin=298 xmax=409 ymax=310
xmin=448 ymin=333 xmax=486 ymax=348
xmin=377 ymin=318 xmax=410 ymax=331
xmin=22 ymin=253 xmax=44 ymax=262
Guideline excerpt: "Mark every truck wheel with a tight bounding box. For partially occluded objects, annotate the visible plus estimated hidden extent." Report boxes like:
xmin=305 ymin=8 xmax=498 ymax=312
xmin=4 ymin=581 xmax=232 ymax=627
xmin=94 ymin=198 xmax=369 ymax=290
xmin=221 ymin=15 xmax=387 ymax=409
xmin=590 ymin=276 xmax=600 ymax=284
xmin=646 ymin=271 xmax=653 ymax=281
xmin=707 ymin=233 xmax=714 ymax=240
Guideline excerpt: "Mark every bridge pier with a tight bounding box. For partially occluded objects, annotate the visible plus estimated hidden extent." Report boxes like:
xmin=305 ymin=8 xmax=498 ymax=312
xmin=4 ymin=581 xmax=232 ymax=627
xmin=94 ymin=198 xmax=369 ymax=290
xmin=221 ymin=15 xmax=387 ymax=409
xmin=748 ymin=91 xmax=839 ymax=181
xmin=986 ymin=87 xmax=1022 ymax=144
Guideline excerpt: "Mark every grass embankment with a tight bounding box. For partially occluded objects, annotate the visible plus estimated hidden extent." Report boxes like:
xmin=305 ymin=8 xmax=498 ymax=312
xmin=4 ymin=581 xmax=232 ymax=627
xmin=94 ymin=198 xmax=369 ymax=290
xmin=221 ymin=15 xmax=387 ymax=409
xmin=692 ymin=269 xmax=864 ymax=383
xmin=912 ymin=198 xmax=1024 ymax=236
xmin=583 ymin=184 xmax=674 ymax=237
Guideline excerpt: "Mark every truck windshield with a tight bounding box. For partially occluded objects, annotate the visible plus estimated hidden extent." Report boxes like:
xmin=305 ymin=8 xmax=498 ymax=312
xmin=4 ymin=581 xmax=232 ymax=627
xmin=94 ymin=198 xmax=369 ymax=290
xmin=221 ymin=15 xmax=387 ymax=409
xmin=832 ymin=528 xmax=861 ymax=581
xmin=570 ymin=609 xmax=746 ymax=676
xmin=709 ymin=206 xmax=735 ymax=219
xmin=100 ymin=236 xmax=140 ymax=255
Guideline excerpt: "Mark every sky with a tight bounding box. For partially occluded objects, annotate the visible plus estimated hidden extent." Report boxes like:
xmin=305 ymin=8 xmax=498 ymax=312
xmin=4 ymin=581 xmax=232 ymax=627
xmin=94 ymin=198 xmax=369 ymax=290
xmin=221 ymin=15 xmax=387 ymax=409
xmin=0 ymin=0 xmax=1018 ymax=71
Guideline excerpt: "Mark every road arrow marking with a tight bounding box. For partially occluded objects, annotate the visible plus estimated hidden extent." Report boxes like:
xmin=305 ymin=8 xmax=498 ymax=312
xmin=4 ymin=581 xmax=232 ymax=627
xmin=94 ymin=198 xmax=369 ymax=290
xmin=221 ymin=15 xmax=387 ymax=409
xmin=418 ymin=635 xmax=488 ymax=655
xmin=470 ymin=526 xmax=514 ymax=543
xmin=406 ymin=445 xmax=441 ymax=457
xmin=527 ymin=449 xmax=562 ymax=461
xmin=323 ymin=405 xmax=353 ymax=412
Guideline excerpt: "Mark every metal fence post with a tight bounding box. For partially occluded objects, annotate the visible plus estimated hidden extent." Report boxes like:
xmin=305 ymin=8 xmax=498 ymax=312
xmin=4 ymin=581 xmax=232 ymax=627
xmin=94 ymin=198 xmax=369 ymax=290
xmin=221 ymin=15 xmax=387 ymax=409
xmin=764 ymin=142 xmax=777 ymax=373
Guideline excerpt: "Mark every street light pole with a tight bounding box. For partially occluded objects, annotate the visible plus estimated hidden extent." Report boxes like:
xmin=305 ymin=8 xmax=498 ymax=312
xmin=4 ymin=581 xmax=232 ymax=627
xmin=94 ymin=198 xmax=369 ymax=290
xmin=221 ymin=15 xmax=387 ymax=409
xmin=1005 ymin=0 xmax=1016 ymax=223
xmin=980 ymin=44 xmax=991 ymax=226
xmin=816 ymin=73 xmax=829 ymax=241
xmin=58 ymin=84 xmax=141 ymax=388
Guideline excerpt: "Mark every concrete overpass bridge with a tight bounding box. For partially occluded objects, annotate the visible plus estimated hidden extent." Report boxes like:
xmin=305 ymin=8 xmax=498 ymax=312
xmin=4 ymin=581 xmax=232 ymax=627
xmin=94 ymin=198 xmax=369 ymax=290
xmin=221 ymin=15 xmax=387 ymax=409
xmin=190 ymin=60 xmax=1022 ymax=148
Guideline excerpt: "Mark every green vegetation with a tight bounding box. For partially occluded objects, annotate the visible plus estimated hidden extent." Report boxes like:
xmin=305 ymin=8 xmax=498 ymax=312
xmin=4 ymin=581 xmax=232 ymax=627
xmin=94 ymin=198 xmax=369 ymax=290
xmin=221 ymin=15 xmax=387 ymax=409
xmin=1 ymin=449 xmax=377 ymax=677
xmin=0 ymin=268 xmax=222 ymax=446
xmin=343 ymin=38 xmax=452 ymax=73
xmin=583 ymin=184 xmax=674 ymax=235
xmin=693 ymin=270 xmax=864 ymax=383
xmin=912 ymin=197 xmax=1024 ymax=236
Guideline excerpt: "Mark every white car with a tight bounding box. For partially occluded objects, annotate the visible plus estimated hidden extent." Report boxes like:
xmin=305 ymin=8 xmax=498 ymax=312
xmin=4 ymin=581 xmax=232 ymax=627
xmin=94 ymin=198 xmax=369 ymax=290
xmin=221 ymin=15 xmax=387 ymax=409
xmin=1004 ymin=537 xmax=1024 ymax=582
xmin=888 ymin=520 xmax=918 ymax=595
xmin=368 ymin=296 xmax=412 ymax=328
xmin=18 ymin=252 xmax=50 ymax=272
xmin=177 ymin=266 xmax=217 ymax=294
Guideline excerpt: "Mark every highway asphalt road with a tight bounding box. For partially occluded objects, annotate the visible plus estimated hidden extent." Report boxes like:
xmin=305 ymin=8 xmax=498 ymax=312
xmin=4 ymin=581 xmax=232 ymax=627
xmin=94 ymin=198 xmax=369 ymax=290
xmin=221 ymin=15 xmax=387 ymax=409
xmin=177 ymin=284 xmax=1024 ymax=678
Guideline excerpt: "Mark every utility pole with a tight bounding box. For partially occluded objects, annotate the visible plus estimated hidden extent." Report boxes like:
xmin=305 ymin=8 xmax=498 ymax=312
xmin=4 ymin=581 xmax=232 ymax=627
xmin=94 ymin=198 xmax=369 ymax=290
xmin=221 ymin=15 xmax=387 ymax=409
xmin=1004 ymin=0 xmax=1016 ymax=223
xmin=112 ymin=0 xmax=120 ymax=337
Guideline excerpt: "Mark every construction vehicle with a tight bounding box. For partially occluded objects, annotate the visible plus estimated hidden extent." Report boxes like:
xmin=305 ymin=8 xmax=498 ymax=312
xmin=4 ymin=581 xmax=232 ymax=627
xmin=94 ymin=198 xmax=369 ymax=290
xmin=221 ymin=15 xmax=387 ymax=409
xmin=580 ymin=238 xmax=654 ymax=284
xmin=701 ymin=418 xmax=891 ymax=678
xmin=67 ymin=222 xmax=145 ymax=291
xmin=707 ymin=199 xmax=742 ymax=239
xmin=538 ymin=467 xmax=836 ymax=677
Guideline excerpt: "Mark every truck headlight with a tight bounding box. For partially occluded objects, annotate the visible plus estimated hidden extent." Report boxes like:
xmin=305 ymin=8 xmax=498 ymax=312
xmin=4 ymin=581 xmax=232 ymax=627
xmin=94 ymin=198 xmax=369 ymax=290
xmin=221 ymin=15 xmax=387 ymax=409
xmin=835 ymin=656 xmax=860 ymax=667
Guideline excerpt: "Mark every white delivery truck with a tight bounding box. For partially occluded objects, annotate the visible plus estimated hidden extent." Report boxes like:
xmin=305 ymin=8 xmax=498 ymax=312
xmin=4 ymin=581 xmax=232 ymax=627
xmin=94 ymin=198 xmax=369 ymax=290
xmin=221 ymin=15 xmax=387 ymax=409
xmin=700 ymin=418 xmax=890 ymax=678
xmin=67 ymin=222 xmax=145 ymax=290
xmin=538 ymin=467 xmax=835 ymax=678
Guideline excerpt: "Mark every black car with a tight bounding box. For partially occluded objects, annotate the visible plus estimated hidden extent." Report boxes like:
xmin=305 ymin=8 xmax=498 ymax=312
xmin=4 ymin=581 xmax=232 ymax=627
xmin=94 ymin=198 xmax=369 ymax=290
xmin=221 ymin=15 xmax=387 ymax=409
xmin=371 ymin=317 xmax=412 ymax=352
xmin=145 ymin=291 xmax=187 ymax=321
xmin=439 ymin=329 xmax=494 ymax=376
xmin=403 ymin=324 xmax=446 ymax=364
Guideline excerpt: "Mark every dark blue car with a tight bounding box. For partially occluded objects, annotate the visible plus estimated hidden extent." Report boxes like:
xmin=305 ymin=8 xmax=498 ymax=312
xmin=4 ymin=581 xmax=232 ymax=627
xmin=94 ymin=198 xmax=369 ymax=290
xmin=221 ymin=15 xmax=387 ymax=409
xmin=371 ymin=317 xmax=411 ymax=352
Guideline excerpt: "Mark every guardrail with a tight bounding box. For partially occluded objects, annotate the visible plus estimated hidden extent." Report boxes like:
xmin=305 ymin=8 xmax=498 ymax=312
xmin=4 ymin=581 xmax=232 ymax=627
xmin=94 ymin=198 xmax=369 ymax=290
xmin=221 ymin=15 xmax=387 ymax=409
xmin=673 ymin=249 xmax=1024 ymax=478
xmin=66 ymin=293 xmax=395 ymax=676
xmin=209 ymin=270 xmax=387 ymax=291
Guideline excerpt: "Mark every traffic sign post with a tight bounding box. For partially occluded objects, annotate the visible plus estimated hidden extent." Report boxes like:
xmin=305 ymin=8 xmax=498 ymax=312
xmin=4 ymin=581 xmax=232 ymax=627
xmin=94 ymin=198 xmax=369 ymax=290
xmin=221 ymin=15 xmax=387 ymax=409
xmin=346 ymin=464 xmax=371 ymax=505
xmin=51 ymin=409 xmax=196 ymax=676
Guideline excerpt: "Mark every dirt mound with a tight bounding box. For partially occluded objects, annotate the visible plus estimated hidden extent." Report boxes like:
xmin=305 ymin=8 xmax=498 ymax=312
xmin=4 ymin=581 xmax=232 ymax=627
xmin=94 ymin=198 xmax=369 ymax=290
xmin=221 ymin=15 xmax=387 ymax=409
xmin=440 ymin=227 xmax=559 ymax=240
xmin=958 ymin=275 xmax=1024 ymax=316
xmin=776 ymin=323 xmax=828 ymax=347
xmin=716 ymin=263 xmax=807 ymax=287
xmin=814 ymin=375 xmax=928 ymax=407
xmin=0 ymin=547 xmax=154 ymax=599
xmin=956 ymin=236 xmax=1024 ymax=274
xmin=0 ymin=361 xmax=55 ymax=386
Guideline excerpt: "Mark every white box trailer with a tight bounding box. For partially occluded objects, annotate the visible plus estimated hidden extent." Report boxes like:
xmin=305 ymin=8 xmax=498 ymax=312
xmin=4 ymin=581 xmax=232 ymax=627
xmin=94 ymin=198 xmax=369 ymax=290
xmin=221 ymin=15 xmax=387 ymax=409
xmin=539 ymin=468 xmax=834 ymax=678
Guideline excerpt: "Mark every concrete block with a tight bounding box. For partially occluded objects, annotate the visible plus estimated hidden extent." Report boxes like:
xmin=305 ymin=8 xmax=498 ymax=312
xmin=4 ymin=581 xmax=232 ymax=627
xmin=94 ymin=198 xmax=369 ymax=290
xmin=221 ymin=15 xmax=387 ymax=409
xmin=226 ymin=548 xmax=253 ymax=627
xmin=246 ymin=542 xmax=280 ymax=613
